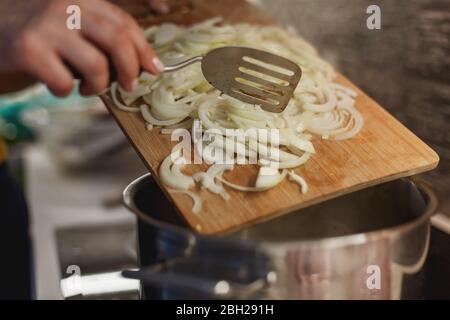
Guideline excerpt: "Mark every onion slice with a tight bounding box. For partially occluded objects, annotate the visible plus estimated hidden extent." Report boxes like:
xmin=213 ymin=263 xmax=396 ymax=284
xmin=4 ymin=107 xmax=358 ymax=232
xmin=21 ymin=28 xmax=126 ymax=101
xmin=169 ymin=189 xmax=202 ymax=214
xmin=159 ymin=153 xmax=194 ymax=190
xmin=218 ymin=169 xmax=288 ymax=192
xmin=288 ymin=171 xmax=308 ymax=194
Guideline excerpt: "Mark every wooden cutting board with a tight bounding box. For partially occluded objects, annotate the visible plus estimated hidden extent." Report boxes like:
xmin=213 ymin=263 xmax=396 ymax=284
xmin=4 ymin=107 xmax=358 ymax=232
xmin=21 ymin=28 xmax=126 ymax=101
xmin=101 ymin=0 xmax=439 ymax=235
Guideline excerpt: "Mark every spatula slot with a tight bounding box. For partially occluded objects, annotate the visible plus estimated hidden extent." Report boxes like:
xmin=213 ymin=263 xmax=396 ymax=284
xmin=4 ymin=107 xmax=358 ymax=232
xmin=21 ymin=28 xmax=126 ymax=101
xmin=235 ymin=77 xmax=285 ymax=97
xmin=231 ymin=87 xmax=281 ymax=107
xmin=238 ymin=68 xmax=290 ymax=87
xmin=232 ymin=81 xmax=284 ymax=102
xmin=239 ymin=61 xmax=292 ymax=82
xmin=230 ymin=90 xmax=281 ymax=110
xmin=242 ymin=56 xmax=295 ymax=77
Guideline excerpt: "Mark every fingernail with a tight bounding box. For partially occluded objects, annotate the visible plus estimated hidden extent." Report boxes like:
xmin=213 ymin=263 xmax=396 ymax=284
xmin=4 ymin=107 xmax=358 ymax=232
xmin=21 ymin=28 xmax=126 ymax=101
xmin=158 ymin=2 xmax=170 ymax=14
xmin=132 ymin=79 xmax=139 ymax=91
xmin=125 ymin=79 xmax=138 ymax=92
xmin=152 ymin=57 xmax=165 ymax=73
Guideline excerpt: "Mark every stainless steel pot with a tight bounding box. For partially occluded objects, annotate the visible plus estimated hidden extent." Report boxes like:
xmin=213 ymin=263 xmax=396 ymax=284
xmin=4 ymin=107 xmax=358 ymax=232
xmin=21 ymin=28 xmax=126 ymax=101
xmin=122 ymin=174 xmax=438 ymax=300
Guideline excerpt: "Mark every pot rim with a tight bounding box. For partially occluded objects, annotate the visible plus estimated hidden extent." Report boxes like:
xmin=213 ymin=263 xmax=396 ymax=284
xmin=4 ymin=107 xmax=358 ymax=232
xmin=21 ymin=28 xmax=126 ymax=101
xmin=123 ymin=173 xmax=438 ymax=248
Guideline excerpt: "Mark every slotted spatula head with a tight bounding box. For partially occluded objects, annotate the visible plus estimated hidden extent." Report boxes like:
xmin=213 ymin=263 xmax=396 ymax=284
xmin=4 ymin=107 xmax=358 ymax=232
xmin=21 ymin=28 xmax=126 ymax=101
xmin=201 ymin=46 xmax=302 ymax=113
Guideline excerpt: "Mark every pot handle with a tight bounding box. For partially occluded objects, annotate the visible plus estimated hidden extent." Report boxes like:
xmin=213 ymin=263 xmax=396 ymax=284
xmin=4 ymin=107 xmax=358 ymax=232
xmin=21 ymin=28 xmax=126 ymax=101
xmin=122 ymin=260 xmax=277 ymax=298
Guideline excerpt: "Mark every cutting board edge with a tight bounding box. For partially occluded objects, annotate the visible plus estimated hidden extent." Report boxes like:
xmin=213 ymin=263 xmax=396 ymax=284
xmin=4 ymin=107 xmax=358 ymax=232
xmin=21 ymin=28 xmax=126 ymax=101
xmin=206 ymin=160 xmax=440 ymax=236
xmin=101 ymin=94 xmax=194 ymax=228
xmin=340 ymin=73 xmax=441 ymax=166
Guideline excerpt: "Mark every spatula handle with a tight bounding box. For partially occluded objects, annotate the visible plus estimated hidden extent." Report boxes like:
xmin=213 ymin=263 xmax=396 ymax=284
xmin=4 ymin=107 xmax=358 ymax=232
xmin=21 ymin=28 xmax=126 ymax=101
xmin=68 ymin=55 xmax=203 ymax=83
xmin=66 ymin=57 xmax=117 ymax=83
xmin=163 ymin=55 xmax=203 ymax=72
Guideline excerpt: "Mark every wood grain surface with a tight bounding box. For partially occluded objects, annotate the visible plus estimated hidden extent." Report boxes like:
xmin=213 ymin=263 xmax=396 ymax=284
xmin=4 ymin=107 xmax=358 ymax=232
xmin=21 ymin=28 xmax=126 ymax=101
xmin=102 ymin=0 xmax=439 ymax=235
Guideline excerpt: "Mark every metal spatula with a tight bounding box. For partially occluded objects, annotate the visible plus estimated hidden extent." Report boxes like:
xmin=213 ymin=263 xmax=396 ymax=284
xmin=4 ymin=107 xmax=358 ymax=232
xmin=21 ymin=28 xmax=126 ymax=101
xmin=74 ymin=47 xmax=301 ymax=112
xmin=163 ymin=46 xmax=302 ymax=113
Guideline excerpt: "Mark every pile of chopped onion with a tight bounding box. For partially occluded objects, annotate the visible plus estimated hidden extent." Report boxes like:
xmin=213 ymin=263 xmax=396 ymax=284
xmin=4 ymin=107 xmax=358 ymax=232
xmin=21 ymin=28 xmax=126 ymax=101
xmin=110 ymin=18 xmax=363 ymax=214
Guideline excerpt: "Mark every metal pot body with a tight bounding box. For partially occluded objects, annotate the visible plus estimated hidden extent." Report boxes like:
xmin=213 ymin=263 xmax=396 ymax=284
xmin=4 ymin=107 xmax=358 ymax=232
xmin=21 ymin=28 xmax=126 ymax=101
xmin=124 ymin=174 xmax=437 ymax=300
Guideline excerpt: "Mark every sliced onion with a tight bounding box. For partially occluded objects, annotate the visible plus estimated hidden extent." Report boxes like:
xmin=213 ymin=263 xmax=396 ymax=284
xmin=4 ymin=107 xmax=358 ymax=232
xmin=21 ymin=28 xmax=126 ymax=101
xmin=333 ymin=105 xmax=364 ymax=140
xmin=159 ymin=153 xmax=194 ymax=190
xmin=280 ymin=129 xmax=315 ymax=154
xmin=119 ymin=84 xmax=152 ymax=105
xmin=303 ymin=85 xmax=337 ymax=113
xmin=110 ymin=83 xmax=140 ymax=112
xmin=255 ymin=167 xmax=283 ymax=189
xmin=169 ymin=189 xmax=202 ymax=214
xmin=140 ymin=104 xmax=185 ymax=126
xmin=150 ymin=86 xmax=194 ymax=120
xmin=288 ymin=171 xmax=308 ymax=194
xmin=218 ymin=169 xmax=287 ymax=192
xmin=331 ymin=83 xmax=357 ymax=98
xmin=160 ymin=118 xmax=194 ymax=134
xmin=260 ymin=152 xmax=312 ymax=169
xmin=193 ymin=164 xmax=233 ymax=200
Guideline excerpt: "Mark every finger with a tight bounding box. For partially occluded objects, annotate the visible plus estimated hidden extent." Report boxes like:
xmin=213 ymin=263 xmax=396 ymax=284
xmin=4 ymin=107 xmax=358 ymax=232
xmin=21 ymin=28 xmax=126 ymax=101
xmin=123 ymin=15 xmax=165 ymax=74
xmin=148 ymin=0 xmax=170 ymax=14
xmin=84 ymin=1 xmax=164 ymax=75
xmin=12 ymin=34 xmax=73 ymax=96
xmin=80 ymin=17 xmax=139 ymax=91
xmin=35 ymin=53 xmax=74 ymax=97
xmin=54 ymin=34 xmax=109 ymax=96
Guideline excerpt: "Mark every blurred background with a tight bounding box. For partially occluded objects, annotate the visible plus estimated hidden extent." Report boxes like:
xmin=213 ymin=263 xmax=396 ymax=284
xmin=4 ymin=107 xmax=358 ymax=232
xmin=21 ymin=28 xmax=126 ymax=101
xmin=258 ymin=0 xmax=449 ymax=195
xmin=0 ymin=0 xmax=448 ymax=299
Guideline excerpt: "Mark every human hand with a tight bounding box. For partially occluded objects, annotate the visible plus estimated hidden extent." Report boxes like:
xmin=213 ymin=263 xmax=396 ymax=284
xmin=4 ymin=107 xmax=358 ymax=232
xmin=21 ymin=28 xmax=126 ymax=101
xmin=0 ymin=0 xmax=165 ymax=96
